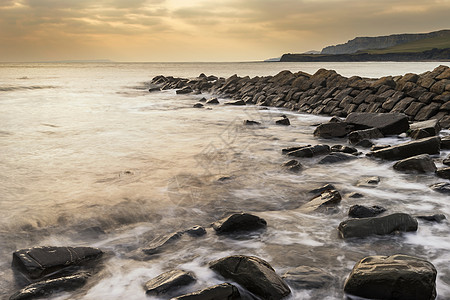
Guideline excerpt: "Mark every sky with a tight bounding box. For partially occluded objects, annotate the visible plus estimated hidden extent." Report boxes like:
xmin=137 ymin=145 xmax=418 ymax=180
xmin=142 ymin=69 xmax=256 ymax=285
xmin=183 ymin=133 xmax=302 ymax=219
xmin=0 ymin=0 xmax=449 ymax=62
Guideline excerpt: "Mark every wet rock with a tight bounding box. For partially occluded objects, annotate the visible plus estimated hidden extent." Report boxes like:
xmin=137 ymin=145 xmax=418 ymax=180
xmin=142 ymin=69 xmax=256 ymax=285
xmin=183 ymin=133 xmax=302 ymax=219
xmin=355 ymin=139 xmax=374 ymax=148
xmin=224 ymin=99 xmax=246 ymax=106
xmin=176 ymin=86 xmax=193 ymax=94
xmin=348 ymin=205 xmax=386 ymax=218
xmin=370 ymin=144 xmax=390 ymax=151
xmin=144 ymin=269 xmax=196 ymax=296
xmin=367 ymin=136 xmax=441 ymax=160
xmin=10 ymin=273 xmax=89 ymax=300
xmin=318 ymin=152 xmax=357 ymax=164
xmin=206 ymin=98 xmax=219 ymax=104
xmin=282 ymin=145 xmax=310 ymax=154
xmin=287 ymin=144 xmax=330 ymax=158
xmin=409 ymin=119 xmax=441 ymax=139
xmin=313 ymin=122 xmax=351 ymax=138
xmin=275 ymin=115 xmax=290 ymax=126
xmin=347 ymin=192 xmax=364 ymax=198
xmin=393 ymin=154 xmax=437 ymax=173
xmin=281 ymin=266 xmax=334 ymax=290
xmin=436 ymin=167 xmax=450 ymax=179
xmin=338 ymin=213 xmax=418 ymax=238
xmin=12 ymin=246 xmax=103 ymax=280
xmin=193 ymin=103 xmax=204 ymax=108
xmin=300 ymin=190 xmax=342 ymax=213
xmin=185 ymin=225 xmax=207 ymax=237
xmin=148 ymin=86 xmax=161 ymax=93
xmin=308 ymin=183 xmax=336 ymax=196
xmin=171 ymin=283 xmax=241 ymax=300
xmin=282 ymin=159 xmax=303 ymax=172
xmin=430 ymin=182 xmax=450 ymax=194
xmin=142 ymin=232 xmax=183 ymax=255
xmin=331 ymin=145 xmax=358 ymax=154
xmin=441 ymin=136 xmax=450 ymax=149
xmin=209 ymin=255 xmax=291 ymax=300
xmin=345 ymin=112 xmax=409 ymax=135
xmin=356 ymin=176 xmax=380 ymax=187
xmin=244 ymin=120 xmax=261 ymax=125
xmin=443 ymin=154 xmax=450 ymax=166
xmin=199 ymin=97 xmax=207 ymax=102
xmin=348 ymin=128 xmax=384 ymax=145
xmin=344 ymin=254 xmax=437 ymax=300
xmin=212 ymin=213 xmax=267 ymax=234
xmin=416 ymin=214 xmax=446 ymax=223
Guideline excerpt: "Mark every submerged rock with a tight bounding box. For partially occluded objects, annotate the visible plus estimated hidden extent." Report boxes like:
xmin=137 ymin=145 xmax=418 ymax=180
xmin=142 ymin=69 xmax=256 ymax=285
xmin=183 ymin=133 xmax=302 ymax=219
xmin=275 ymin=116 xmax=290 ymax=126
xmin=282 ymin=159 xmax=302 ymax=172
xmin=338 ymin=213 xmax=418 ymax=238
xmin=171 ymin=283 xmax=240 ymax=300
xmin=416 ymin=214 xmax=446 ymax=223
xmin=244 ymin=120 xmax=261 ymax=125
xmin=318 ymin=152 xmax=357 ymax=164
xmin=193 ymin=103 xmax=204 ymax=108
xmin=356 ymin=176 xmax=380 ymax=187
xmin=282 ymin=266 xmax=334 ymax=290
xmin=393 ymin=154 xmax=437 ymax=173
xmin=344 ymin=254 xmax=437 ymax=300
xmin=212 ymin=213 xmax=267 ymax=234
xmin=345 ymin=112 xmax=409 ymax=135
xmin=367 ymin=136 xmax=441 ymax=160
xmin=209 ymin=255 xmax=291 ymax=300
xmin=142 ymin=232 xmax=183 ymax=255
xmin=12 ymin=246 xmax=103 ymax=280
xmin=300 ymin=189 xmax=342 ymax=213
xmin=348 ymin=204 xmax=386 ymax=218
xmin=144 ymin=269 xmax=196 ymax=296
xmin=429 ymin=182 xmax=450 ymax=194
xmin=224 ymin=100 xmax=245 ymax=106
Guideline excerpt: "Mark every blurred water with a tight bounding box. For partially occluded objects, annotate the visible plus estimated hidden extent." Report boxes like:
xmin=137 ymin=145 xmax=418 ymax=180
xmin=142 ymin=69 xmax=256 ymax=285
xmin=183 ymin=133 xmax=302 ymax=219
xmin=0 ymin=61 xmax=449 ymax=299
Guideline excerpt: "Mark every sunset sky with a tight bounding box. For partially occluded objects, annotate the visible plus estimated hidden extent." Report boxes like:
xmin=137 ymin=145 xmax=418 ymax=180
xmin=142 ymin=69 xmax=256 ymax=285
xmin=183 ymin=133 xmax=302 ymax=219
xmin=0 ymin=0 xmax=449 ymax=62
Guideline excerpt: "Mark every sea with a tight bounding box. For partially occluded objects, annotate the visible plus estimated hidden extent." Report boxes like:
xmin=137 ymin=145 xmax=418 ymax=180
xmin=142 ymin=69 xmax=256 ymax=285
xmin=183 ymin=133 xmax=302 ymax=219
xmin=1 ymin=61 xmax=449 ymax=299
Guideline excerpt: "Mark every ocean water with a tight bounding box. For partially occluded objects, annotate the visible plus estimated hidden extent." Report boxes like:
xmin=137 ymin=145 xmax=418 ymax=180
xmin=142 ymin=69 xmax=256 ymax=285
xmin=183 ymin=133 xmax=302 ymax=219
xmin=1 ymin=61 xmax=450 ymax=299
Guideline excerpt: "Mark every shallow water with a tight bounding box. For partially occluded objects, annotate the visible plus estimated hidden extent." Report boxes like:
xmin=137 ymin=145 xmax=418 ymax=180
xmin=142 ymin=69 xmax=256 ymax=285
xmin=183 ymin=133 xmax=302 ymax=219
xmin=0 ymin=61 xmax=449 ymax=299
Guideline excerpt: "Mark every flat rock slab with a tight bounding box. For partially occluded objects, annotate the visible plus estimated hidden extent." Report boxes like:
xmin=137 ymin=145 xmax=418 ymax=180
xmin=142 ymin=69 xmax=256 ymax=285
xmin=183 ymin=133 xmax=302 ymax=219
xmin=338 ymin=213 xmax=418 ymax=238
xmin=367 ymin=136 xmax=440 ymax=160
xmin=209 ymin=255 xmax=291 ymax=300
xmin=145 ymin=269 xmax=196 ymax=296
xmin=344 ymin=254 xmax=437 ymax=300
xmin=142 ymin=232 xmax=183 ymax=255
xmin=300 ymin=190 xmax=342 ymax=213
xmin=345 ymin=112 xmax=409 ymax=135
xmin=212 ymin=213 xmax=267 ymax=235
xmin=171 ymin=283 xmax=240 ymax=300
xmin=12 ymin=246 xmax=103 ymax=280
xmin=393 ymin=154 xmax=437 ymax=173
xmin=282 ymin=266 xmax=334 ymax=290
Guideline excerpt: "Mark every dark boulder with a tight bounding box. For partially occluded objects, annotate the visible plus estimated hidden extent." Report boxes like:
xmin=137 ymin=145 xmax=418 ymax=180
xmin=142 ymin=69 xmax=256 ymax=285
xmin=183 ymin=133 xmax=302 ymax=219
xmin=436 ymin=167 xmax=450 ymax=179
xmin=144 ymin=269 xmax=196 ymax=296
xmin=176 ymin=86 xmax=193 ymax=94
xmin=313 ymin=122 xmax=351 ymax=138
xmin=193 ymin=103 xmax=204 ymax=108
xmin=331 ymin=145 xmax=358 ymax=154
xmin=318 ymin=152 xmax=357 ymax=164
xmin=348 ymin=205 xmax=386 ymax=218
xmin=171 ymin=283 xmax=241 ymax=300
xmin=300 ymin=190 xmax=342 ymax=213
xmin=393 ymin=154 xmax=437 ymax=173
xmin=275 ymin=116 xmax=290 ymax=126
xmin=282 ymin=266 xmax=334 ymax=290
xmin=12 ymin=246 xmax=103 ymax=280
xmin=224 ymin=100 xmax=246 ymax=106
xmin=344 ymin=254 xmax=437 ymax=300
xmin=287 ymin=144 xmax=330 ymax=158
xmin=282 ymin=160 xmax=302 ymax=172
xmin=10 ymin=273 xmax=89 ymax=300
xmin=212 ymin=213 xmax=267 ymax=234
xmin=209 ymin=255 xmax=291 ymax=300
xmin=244 ymin=120 xmax=261 ymax=125
xmin=348 ymin=128 xmax=384 ymax=145
xmin=338 ymin=213 xmax=418 ymax=238
xmin=367 ymin=136 xmax=440 ymax=160
xmin=355 ymin=139 xmax=374 ymax=148
xmin=416 ymin=214 xmax=446 ymax=223
xmin=345 ymin=112 xmax=409 ymax=135
xmin=430 ymin=182 xmax=450 ymax=194
xmin=206 ymin=98 xmax=219 ymax=104
xmin=409 ymin=119 xmax=440 ymax=140
xmin=441 ymin=136 xmax=450 ymax=149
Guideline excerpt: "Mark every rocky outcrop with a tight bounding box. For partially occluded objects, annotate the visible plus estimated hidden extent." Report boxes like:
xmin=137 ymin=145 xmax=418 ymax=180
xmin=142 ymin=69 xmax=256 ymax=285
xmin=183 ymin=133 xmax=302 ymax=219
xmin=144 ymin=269 xmax=196 ymax=296
xmin=344 ymin=254 xmax=437 ymax=300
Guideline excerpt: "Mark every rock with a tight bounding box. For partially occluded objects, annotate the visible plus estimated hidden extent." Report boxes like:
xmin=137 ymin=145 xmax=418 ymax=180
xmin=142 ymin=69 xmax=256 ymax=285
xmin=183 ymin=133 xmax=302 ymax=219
xmin=416 ymin=214 xmax=446 ymax=223
xmin=282 ymin=266 xmax=334 ymax=290
xmin=282 ymin=145 xmax=310 ymax=154
xmin=209 ymin=255 xmax=291 ymax=300
xmin=287 ymin=144 xmax=330 ymax=158
xmin=410 ymin=129 xmax=434 ymax=140
xmin=356 ymin=176 xmax=380 ymax=187
xmin=393 ymin=154 xmax=437 ymax=173
xmin=176 ymin=86 xmax=193 ymax=94
xmin=275 ymin=116 xmax=290 ymax=126
xmin=443 ymin=155 xmax=450 ymax=166
xmin=313 ymin=122 xmax=351 ymax=138
xmin=367 ymin=136 xmax=440 ymax=160
xmin=441 ymin=136 xmax=450 ymax=149
xmin=224 ymin=100 xmax=246 ymax=106
xmin=282 ymin=160 xmax=303 ymax=172
xmin=185 ymin=225 xmax=207 ymax=237
xmin=300 ymin=189 xmax=342 ymax=213
xmin=142 ymin=232 xmax=183 ymax=255
xmin=348 ymin=128 xmax=384 ymax=145
xmin=212 ymin=213 xmax=267 ymax=234
xmin=331 ymin=145 xmax=358 ymax=154
xmin=308 ymin=183 xmax=336 ymax=196
xmin=318 ymin=152 xmax=357 ymax=164
xmin=347 ymin=192 xmax=364 ymax=198
xmin=171 ymin=283 xmax=240 ymax=300
xmin=144 ymin=269 xmax=196 ymax=296
xmin=345 ymin=112 xmax=409 ymax=135
xmin=206 ymin=98 xmax=219 ymax=104
xmin=371 ymin=144 xmax=390 ymax=151
xmin=436 ymin=167 xmax=450 ymax=179
xmin=338 ymin=213 xmax=418 ymax=238
xmin=348 ymin=205 xmax=386 ymax=218
xmin=344 ymin=254 xmax=437 ymax=300
xmin=409 ymin=119 xmax=441 ymax=139
xmin=12 ymin=246 xmax=103 ymax=280
xmin=244 ymin=120 xmax=261 ymax=125
xmin=148 ymin=86 xmax=161 ymax=92
xmin=430 ymin=182 xmax=450 ymax=194
xmin=199 ymin=97 xmax=207 ymax=102
xmin=355 ymin=139 xmax=374 ymax=148
xmin=193 ymin=103 xmax=204 ymax=108
xmin=10 ymin=273 xmax=89 ymax=300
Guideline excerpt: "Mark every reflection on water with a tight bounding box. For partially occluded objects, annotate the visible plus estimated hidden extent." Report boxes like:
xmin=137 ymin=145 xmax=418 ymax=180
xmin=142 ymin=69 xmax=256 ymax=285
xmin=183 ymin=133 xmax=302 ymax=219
xmin=0 ymin=62 xmax=449 ymax=299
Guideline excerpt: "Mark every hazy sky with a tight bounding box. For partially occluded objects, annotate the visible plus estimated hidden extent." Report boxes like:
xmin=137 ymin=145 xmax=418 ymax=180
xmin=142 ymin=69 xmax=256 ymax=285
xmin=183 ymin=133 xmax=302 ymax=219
xmin=0 ymin=0 xmax=449 ymax=62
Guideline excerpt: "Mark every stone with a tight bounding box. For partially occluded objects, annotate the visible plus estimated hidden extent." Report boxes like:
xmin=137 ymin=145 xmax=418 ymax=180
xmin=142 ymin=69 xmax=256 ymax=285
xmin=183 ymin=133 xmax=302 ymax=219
xmin=430 ymin=182 xmax=450 ymax=194
xmin=345 ymin=112 xmax=409 ymax=135
xmin=416 ymin=214 xmax=446 ymax=223
xmin=441 ymin=136 xmax=450 ymax=149
xmin=148 ymin=86 xmax=161 ymax=93
xmin=367 ymin=136 xmax=440 ymax=160
xmin=348 ymin=128 xmax=384 ymax=145
xmin=356 ymin=176 xmax=380 ymax=187
xmin=355 ymin=139 xmax=374 ymax=148
xmin=206 ymin=98 xmax=219 ymax=104
xmin=212 ymin=213 xmax=267 ymax=234
xmin=12 ymin=246 xmax=103 ymax=280
xmin=224 ymin=100 xmax=245 ymax=106
xmin=282 ymin=160 xmax=302 ymax=172
xmin=300 ymin=189 xmax=342 ymax=213
xmin=338 ymin=213 xmax=418 ymax=238
xmin=436 ymin=167 xmax=450 ymax=179
xmin=176 ymin=86 xmax=193 ymax=94
xmin=209 ymin=255 xmax=291 ymax=300
xmin=282 ymin=266 xmax=334 ymax=290
xmin=193 ymin=103 xmax=204 ymax=108
xmin=275 ymin=116 xmax=290 ymax=126
xmin=371 ymin=144 xmax=390 ymax=151
xmin=443 ymin=155 xmax=450 ymax=166
xmin=415 ymin=103 xmax=440 ymax=121
xmin=308 ymin=184 xmax=336 ymax=196
xmin=143 ymin=232 xmax=183 ymax=255
xmin=344 ymin=254 xmax=437 ymax=300
xmin=393 ymin=154 xmax=437 ymax=173
xmin=347 ymin=192 xmax=364 ymax=198
xmin=144 ymin=269 xmax=196 ymax=296
xmin=171 ymin=283 xmax=240 ymax=300
xmin=318 ymin=153 xmax=357 ymax=164
xmin=10 ymin=273 xmax=89 ymax=300
xmin=287 ymin=144 xmax=330 ymax=158
xmin=331 ymin=145 xmax=358 ymax=154
xmin=244 ymin=120 xmax=261 ymax=125
xmin=185 ymin=225 xmax=207 ymax=237
xmin=409 ymin=119 xmax=441 ymax=138
xmin=282 ymin=145 xmax=310 ymax=154
xmin=348 ymin=205 xmax=386 ymax=218
xmin=313 ymin=122 xmax=352 ymax=138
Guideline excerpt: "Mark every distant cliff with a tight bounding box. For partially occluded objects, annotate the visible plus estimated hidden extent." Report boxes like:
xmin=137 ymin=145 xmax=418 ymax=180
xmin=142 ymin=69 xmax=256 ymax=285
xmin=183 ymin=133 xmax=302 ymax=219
xmin=321 ymin=30 xmax=450 ymax=54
